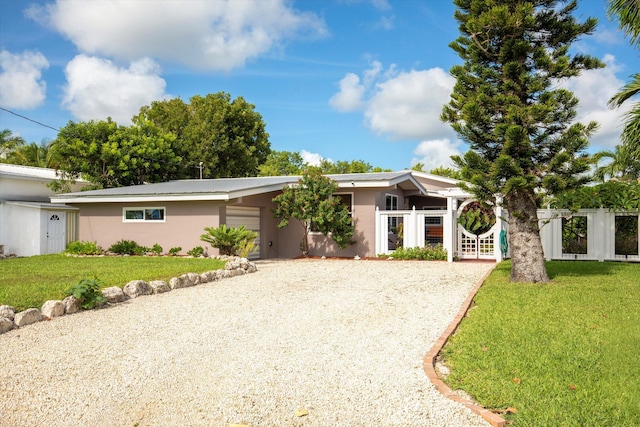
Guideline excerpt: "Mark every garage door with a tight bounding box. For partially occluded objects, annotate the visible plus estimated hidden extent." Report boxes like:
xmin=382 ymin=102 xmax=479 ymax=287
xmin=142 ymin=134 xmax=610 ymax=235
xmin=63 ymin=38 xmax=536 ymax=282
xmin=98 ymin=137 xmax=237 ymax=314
xmin=226 ymin=206 xmax=260 ymax=259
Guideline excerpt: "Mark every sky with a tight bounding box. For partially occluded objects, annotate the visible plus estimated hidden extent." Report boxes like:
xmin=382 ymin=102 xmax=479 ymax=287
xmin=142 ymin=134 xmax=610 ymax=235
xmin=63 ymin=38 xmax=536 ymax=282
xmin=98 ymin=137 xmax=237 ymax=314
xmin=0 ymin=0 xmax=638 ymax=172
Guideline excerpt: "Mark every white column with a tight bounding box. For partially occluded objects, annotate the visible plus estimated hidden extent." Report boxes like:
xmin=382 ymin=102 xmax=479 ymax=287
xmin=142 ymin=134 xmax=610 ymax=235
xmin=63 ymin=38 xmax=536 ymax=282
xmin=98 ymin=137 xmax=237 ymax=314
xmin=494 ymin=199 xmax=504 ymax=262
xmin=444 ymin=197 xmax=456 ymax=262
xmin=375 ymin=207 xmax=382 ymax=255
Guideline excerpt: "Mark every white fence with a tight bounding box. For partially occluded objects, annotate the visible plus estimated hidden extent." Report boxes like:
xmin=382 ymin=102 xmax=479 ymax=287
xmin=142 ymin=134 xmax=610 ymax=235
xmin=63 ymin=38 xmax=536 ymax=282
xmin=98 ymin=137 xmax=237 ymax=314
xmin=538 ymin=208 xmax=640 ymax=262
xmin=375 ymin=205 xmax=639 ymax=263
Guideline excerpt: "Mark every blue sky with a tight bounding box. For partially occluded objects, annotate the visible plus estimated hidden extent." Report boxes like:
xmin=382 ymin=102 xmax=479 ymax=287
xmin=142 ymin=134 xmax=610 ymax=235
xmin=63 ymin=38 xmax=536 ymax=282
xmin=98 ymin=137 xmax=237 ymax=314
xmin=1 ymin=0 xmax=638 ymax=171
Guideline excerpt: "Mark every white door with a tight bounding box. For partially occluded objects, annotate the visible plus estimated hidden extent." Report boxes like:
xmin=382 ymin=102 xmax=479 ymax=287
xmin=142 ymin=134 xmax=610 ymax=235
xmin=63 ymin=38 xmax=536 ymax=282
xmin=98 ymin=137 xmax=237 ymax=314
xmin=46 ymin=211 xmax=66 ymax=254
xmin=226 ymin=206 xmax=260 ymax=259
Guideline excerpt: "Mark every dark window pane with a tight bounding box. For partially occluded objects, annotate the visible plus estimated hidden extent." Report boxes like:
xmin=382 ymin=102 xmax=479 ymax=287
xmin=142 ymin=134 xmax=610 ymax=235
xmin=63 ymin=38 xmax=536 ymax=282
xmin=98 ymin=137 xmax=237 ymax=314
xmin=562 ymin=216 xmax=587 ymax=254
xmin=615 ymin=216 xmax=639 ymax=256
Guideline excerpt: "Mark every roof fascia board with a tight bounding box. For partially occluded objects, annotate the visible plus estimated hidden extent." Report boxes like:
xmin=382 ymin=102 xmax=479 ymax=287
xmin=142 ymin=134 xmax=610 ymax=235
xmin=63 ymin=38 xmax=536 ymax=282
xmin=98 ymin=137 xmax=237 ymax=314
xmin=51 ymin=194 xmax=231 ymax=204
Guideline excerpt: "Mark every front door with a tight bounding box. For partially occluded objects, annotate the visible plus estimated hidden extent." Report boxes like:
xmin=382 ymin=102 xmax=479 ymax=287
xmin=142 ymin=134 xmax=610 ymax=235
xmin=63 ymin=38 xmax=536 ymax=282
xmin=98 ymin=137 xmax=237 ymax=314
xmin=46 ymin=211 xmax=66 ymax=254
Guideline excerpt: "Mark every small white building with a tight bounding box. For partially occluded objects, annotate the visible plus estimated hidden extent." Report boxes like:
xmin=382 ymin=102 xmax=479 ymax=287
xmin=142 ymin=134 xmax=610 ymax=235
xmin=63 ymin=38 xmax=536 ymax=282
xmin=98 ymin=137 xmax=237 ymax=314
xmin=0 ymin=164 xmax=86 ymax=256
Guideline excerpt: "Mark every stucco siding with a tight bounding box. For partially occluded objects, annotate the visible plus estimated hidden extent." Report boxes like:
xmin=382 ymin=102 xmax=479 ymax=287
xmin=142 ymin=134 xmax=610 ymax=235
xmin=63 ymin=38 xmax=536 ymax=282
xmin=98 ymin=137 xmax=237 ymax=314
xmin=77 ymin=201 xmax=222 ymax=255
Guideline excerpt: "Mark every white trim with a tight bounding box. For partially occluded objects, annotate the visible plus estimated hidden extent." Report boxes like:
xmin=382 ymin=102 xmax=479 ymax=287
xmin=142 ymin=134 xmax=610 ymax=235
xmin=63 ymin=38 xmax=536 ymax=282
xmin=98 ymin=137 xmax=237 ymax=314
xmin=53 ymin=194 xmax=231 ymax=203
xmin=122 ymin=206 xmax=166 ymax=223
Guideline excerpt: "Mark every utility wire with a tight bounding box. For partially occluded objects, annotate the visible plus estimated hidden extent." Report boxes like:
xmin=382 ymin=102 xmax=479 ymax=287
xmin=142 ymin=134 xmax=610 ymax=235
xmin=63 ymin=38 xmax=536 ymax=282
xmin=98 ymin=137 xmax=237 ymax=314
xmin=0 ymin=107 xmax=60 ymax=132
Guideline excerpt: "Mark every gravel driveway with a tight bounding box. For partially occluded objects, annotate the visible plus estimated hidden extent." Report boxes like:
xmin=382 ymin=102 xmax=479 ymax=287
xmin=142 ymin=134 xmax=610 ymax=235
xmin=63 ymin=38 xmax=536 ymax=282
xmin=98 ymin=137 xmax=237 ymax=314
xmin=1 ymin=259 xmax=493 ymax=427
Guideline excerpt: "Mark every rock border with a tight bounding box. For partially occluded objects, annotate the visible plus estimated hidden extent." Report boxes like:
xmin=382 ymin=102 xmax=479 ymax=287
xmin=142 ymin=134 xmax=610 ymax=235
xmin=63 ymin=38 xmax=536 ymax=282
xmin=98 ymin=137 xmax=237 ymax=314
xmin=0 ymin=256 xmax=257 ymax=335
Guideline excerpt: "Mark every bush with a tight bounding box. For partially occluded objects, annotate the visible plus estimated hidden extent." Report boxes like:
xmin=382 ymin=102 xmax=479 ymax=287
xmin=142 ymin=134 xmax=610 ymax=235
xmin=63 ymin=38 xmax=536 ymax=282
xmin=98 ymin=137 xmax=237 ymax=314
xmin=168 ymin=246 xmax=182 ymax=256
xmin=386 ymin=244 xmax=447 ymax=261
xmin=187 ymin=246 xmax=205 ymax=257
xmin=67 ymin=276 xmax=106 ymax=309
xmin=151 ymin=243 xmax=163 ymax=255
xmin=109 ymin=239 xmax=143 ymax=255
xmin=65 ymin=241 xmax=103 ymax=255
xmin=200 ymin=225 xmax=257 ymax=257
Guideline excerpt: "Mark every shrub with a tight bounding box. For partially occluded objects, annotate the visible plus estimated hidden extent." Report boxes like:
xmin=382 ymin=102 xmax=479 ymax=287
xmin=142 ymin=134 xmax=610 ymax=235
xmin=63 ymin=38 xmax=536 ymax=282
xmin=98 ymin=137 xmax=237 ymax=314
xmin=386 ymin=244 xmax=447 ymax=261
xmin=151 ymin=243 xmax=163 ymax=255
xmin=67 ymin=276 xmax=106 ymax=309
xmin=168 ymin=246 xmax=182 ymax=256
xmin=65 ymin=241 xmax=103 ymax=255
xmin=200 ymin=225 xmax=257 ymax=257
xmin=108 ymin=239 xmax=141 ymax=255
xmin=187 ymin=246 xmax=205 ymax=257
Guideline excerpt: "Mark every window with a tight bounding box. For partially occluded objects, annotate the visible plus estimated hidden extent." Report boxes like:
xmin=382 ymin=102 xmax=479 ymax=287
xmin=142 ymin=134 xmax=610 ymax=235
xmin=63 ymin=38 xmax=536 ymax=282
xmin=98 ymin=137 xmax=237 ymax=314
xmin=386 ymin=194 xmax=400 ymax=233
xmin=123 ymin=207 xmax=165 ymax=222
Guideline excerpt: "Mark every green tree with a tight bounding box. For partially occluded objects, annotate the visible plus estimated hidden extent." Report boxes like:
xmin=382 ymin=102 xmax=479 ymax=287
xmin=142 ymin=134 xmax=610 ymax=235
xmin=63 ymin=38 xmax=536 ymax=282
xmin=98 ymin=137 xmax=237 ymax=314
xmin=603 ymin=0 xmax=640 ymax=181
xmin=0 ymin=129 xmax=25 ymax=158
xmin=3 ymin=140 xmax=59 ymax=169
xmin=52 ymin=118 xmax=181 ymax=189
xmin=411 ymin=163 xmax=426 ymax=172
xmin=429 ymin=166 xmax=463 ymax=180
xmin=441 ymin=0 xmax=603 ymax=282
xmin=272 ymin=170 xmax=354 ymax=256
xmin=136 ymin=92 xmax=271 ymax=179
xmin=594 ymin=144 xmax=640 ymax=182
xmin=258 ymin=150 xmax=306 ymax=176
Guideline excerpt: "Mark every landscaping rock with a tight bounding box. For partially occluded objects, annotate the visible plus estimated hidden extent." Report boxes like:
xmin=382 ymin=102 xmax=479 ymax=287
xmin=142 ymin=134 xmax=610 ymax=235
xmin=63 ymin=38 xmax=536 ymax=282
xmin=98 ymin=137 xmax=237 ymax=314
xmin=225 ymin=260 xmax=241 ymax=270
xmin=123 ymin=280 xmax=152 ymax=299
xmin=216 ymin=269 xmax=231 ymax=279
xmin=14 ymin=308 xmax=43 ymax=327
xmin=187 ymin=272 xmax=201 ymax=286
xmin=63 ymin=296 xmax=81 ymax=314
xmin=102 ymin=287 xmax=125 ymax=303
xmin=149 ymin=280 xmax=170 ymax=294
xmin=0 ymin=317 xmax=14 ymax=334
xmin=199 ymin=271 xmax=218 ymax=283
xmin=41 ymin=300 xmax=65 ymax=319
xmin=169 ymin=274 xmax=195 ymax=290
xmin=0 ymin=305 xmax=15 ymax=321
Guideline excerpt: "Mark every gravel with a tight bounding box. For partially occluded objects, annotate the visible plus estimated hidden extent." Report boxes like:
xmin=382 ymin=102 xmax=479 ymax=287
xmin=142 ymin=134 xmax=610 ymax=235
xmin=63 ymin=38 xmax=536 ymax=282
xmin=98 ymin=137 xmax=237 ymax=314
xmin=0 ymin=259 xmax=494 ymax=427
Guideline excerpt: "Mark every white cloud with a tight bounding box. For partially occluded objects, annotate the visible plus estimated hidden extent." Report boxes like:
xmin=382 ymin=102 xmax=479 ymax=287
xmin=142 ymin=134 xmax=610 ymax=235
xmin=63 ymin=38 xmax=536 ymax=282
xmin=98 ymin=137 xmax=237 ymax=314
xmin=411 ymin=139 xmax=462 ymax=172
xmin=366 ymin=68 xmax=456 ymax=140
xmin=0 ymin=49 xmax=49 ymax=109
xmin=300 ymin=149 xmax=328 ymax=166
xmin=330 ymin=62 xmax=456 ymax=140
xmin=560 ymin=54 xmax=630 ymax=149
xmin=27 ymin=0 xmax=327 ymax=72
xmin=62 ymin=55 xmax=168 ymax=123
xmin=328 ymin=73 xmax=365 ymax=112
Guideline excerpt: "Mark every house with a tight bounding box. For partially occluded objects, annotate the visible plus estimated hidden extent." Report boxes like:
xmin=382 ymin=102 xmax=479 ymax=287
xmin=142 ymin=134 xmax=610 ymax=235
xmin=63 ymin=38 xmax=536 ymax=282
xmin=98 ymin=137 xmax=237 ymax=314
xmin=0 ymin=164 xmax=87 ymax=256
xmin=51 ymin=171 xmax=507 ymax=261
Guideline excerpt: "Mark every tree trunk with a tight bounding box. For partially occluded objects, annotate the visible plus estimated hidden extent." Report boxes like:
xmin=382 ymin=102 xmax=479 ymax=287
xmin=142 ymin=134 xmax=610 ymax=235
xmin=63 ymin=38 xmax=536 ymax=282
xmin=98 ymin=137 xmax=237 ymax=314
xmin=505 ymin=191 xmax=550 ymax=283
xmin=301 ymin=231 xmax=309 ymax=257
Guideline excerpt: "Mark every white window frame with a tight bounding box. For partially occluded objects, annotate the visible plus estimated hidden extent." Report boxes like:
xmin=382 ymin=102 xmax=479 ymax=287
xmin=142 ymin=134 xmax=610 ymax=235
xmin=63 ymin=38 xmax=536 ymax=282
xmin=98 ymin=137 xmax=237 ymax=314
xmin=123 ymin=207 xmax=166 ymax=223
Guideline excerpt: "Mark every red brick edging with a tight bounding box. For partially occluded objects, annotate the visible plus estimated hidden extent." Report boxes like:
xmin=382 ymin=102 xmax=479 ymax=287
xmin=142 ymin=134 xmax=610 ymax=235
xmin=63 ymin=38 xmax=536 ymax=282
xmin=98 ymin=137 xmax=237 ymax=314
xmin=423 ymin=264 xmax=506 ymax=427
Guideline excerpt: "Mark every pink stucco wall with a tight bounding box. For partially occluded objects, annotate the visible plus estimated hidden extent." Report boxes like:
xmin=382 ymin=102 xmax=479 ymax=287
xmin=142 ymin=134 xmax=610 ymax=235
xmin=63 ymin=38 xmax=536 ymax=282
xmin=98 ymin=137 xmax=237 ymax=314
xmin=77 ymin=201 xmax=222 ymax=256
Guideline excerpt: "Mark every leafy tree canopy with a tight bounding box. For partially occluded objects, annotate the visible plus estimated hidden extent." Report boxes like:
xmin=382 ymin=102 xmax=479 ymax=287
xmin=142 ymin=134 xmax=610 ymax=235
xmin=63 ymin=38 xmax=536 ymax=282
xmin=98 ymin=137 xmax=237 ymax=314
xmin=52 ymin=117 xmax=181 ymax=189
xmin=272 ymin=170 xmax=354 ymax=255
xmin=551 ymin=180 xmax=640 ymax=211
xmin=2 ymin=140 xmax=59 ymax=169
xmin=258 ymin=150 xmax=306 ymax=176
xmin=442 ymin=0 xmax=603 ymax=282
xmin=0 ymin=129 xmax=25 ymax=158
xmin=136 ymin=92 xmax=271 ymax=179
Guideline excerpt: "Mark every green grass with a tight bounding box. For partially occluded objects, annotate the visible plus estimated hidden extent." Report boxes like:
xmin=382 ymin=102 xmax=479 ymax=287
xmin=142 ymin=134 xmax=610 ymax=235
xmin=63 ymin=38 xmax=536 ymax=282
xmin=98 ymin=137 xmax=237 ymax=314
xmin=0 ymin=254 xmax=226 ymax=311
xmin=440 ymin=261 xmax=640 ymax=426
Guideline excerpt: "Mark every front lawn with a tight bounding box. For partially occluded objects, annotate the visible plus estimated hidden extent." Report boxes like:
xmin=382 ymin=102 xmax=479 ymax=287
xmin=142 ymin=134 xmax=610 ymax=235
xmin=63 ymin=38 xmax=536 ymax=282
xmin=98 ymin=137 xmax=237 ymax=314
xmin=440 ymin=261 xmax=640 ymax=426
xmin=0 ymin=254 xmax=226 ymax=311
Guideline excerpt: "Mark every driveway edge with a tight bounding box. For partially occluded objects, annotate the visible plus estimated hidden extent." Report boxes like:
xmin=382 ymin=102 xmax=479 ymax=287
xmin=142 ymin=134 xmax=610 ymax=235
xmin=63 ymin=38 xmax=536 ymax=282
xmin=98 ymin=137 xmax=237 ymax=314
xmin=422 ymin=264 xmax=506 ymax=427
